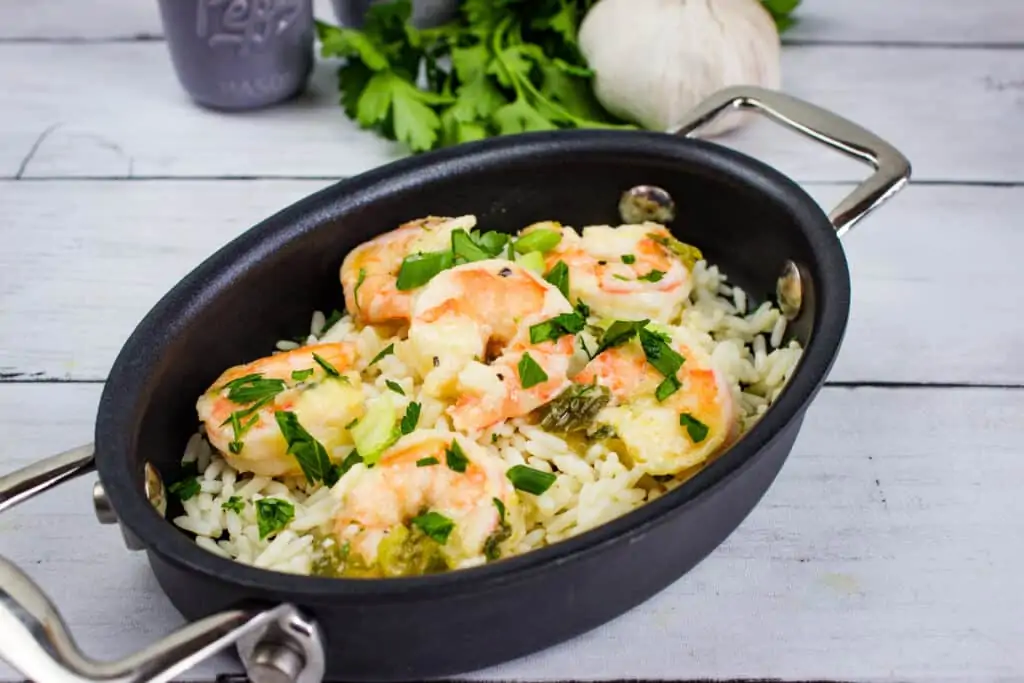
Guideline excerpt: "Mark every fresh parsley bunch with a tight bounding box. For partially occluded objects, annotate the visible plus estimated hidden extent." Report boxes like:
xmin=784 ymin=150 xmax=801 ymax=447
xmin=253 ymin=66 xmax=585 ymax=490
xmin=315 ymin=0 xmax=633 ymax=153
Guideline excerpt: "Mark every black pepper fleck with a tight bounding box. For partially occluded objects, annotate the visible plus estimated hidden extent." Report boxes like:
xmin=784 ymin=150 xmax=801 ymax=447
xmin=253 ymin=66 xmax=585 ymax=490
xmin=498 ymin=267 xmax=513 ymax=277
xmin=496 ymin=373 xmax=504 ymax=381
xmin=432 ymin=356 xmax=440 ymax=367
xmin=597 ymin=260 xmax=607 ymax=265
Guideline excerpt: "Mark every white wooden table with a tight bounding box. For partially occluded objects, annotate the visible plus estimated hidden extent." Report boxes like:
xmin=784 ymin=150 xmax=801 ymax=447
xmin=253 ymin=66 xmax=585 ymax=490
xmin=2 ymin=1 xmax=1023 ymax=681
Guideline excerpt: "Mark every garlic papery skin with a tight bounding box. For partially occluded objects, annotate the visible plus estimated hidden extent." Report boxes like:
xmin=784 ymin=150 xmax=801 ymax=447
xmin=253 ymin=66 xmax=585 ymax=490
xmin=579 ymin=0 xmax=781 ymax=137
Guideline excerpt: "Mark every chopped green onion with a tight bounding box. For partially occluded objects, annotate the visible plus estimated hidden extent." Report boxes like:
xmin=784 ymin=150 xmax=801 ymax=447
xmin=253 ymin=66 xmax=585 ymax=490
xmin=255 ymin=498 xmax=295 ymax=540
xmin=452 ymin=229 xmax=492 ymax=263
xmin=515 ymin=250 xmax=546 ymax=275
xmin=679 ymin=413 xmax=710 ymax=443
xmin=350 ymin=396 xmax=400 ymax=465
xmin=506 ymin=465 xmax=556 ymax=495
xmin=529 ymin=311 xmax=585 ymax=344
xmin=312 ymin=353 xmax=340 ymax=377
xmin=395 ymin=250 xmax=454 ymax=290
xmin=291 ymin=368 xmax=315 ymax=382
xmin=621 ymin=254 xmax=636 ymax=264
xmin=517 ymin=352 xmax=548 ymax=389
xmin=595 ymin=319 xmax=650 ymax=356
xmin=639 ymin=269 xmax=665 ymax=283
xmin=445 ymin=440 xmax=469 ymax=473
xmin=416 ymin=457 xmax=439 ymax=467
xmin=222 ymin=496 xmax=245 ymax=513
xmin=513 ymin=229 xmax=562 ymax=254
xmin=385 ymin=379 xmax=405 ymax=395
xmin=411 ymin=511 xmax=455 ymax=544
xmin=544 ymin=260 xmax=570 ymax=299
xmin=401 ymin=402 xmax=421 ymax=435
xmin=168 ymin=476 xmax=200 ymax=501
xmin=275 ymin=411 xmax=336 ymax=485
xmin=368 ymin=343 xmax=395 ymax=367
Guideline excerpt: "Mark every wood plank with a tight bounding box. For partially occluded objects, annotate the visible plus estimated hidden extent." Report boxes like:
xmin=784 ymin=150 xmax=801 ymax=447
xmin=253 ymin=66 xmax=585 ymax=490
xmin=0 ymin=383 xmax=1021 ymax=681
xmin=0 ymin=43 xmax=1022 ymax=183
xmin=2 ymin=180 xmax=1021 ymax=386
xmin=2 ymin=0 xmax=1022 ymax=44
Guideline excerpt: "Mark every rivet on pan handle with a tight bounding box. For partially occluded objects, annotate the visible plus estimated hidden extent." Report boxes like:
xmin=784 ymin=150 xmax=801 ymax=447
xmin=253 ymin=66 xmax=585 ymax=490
xmin=670 ymin=85 xmax=912 ymax=236
xmin=0 ymin=449 xmax=326 ymax=683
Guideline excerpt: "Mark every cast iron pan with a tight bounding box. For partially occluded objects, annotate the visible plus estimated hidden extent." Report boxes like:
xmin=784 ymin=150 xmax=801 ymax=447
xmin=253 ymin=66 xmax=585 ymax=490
xmin=0 ymin=87 xmax=910 ymax=683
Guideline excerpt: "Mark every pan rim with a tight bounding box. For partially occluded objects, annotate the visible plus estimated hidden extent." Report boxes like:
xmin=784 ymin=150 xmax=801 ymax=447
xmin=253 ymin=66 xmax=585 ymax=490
xmin=96 ymin=128 xmax=850 ymax=602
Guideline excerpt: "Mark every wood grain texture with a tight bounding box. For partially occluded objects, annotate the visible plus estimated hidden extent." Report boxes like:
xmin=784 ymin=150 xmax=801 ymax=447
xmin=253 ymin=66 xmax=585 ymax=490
xmin=0 ymin=383 xmax=1021 ymax=682
xmin=1 ymin=181 xmax=1021 ymax=385
xmin=2 ymin=0 xmax=1022 ymax=44
xmin=1 ymin=43 xmax=1022 ymax=183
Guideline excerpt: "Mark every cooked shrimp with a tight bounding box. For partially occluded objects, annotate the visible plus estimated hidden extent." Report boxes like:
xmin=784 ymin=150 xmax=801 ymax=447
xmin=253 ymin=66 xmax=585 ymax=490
xmin=538 ymin=221 xmax=694 ymax=324
xmin=339 ymin=215 xmax=476 ymax=326
xmin=575 ymin=327 xmax=739 ymax=475
xmin=196 ymin=343 xmax=365 ymax=477
xmin=407 ymin=259 xmax=577 ymax=432
xmin=333 ymin=430 xmax=521 ymax=570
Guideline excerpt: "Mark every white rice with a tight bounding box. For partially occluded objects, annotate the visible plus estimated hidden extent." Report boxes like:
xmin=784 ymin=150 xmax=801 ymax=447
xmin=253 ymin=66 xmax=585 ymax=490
xmin=172 ymin=255 xmax=804 ymax=576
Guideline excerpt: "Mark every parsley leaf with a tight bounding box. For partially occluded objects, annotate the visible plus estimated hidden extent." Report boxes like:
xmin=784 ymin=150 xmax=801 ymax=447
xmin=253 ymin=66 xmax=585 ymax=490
xmin=222 ymin=496 xmax=245 ymax=514
xmin=445 ymin=439 xmax=469 ymax=473
xmin=274 ymin=411 xmax=337 ymax=485
xmin=255 ymin=498 xmax=295 ymax=540
xmin=369 ymin=343 xmax=395 ymax=366
xmin=168 ymin=476 xmax=200 ymax=501
xmin=529 ymin=311 xmax=585 ymax=344
xmin=517 ymin=352 xmax=549 ymax=389
xmin=401 ymin=402 xmax=421 ymax=435
xmin=411 ymin=511 xmax=455 ymax=544
xmin=595 ymin=319 xmax=650 ymax=356
xmin=385 ymin=379 xmax=405 ymax=395
xmin=679 ymin=413 xmax=710 ymax=443
xmin=639 ymin=269 xmax=665 ymax=283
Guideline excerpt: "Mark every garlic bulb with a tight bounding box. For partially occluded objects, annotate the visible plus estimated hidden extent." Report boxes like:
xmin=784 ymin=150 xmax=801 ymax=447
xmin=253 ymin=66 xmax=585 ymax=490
xmin=578 ymin=0 xmax=781 ymax=137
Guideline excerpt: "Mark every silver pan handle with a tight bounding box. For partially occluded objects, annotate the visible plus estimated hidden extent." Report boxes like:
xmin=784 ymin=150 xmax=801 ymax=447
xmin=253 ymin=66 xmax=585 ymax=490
xmin=669 ymin=85 xmax=912 ymax=236
xmin=0 ymin=448 xmax=326 ymax=683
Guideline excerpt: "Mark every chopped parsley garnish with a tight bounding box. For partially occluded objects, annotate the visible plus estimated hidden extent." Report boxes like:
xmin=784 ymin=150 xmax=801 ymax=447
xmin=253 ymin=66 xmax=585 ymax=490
xmin=352 ymin=268 xmax=367 ymax=312
xmin=220 ymin=394 xmax=277 ymax=453
xmin=312 ymin=353 xmax=340 ymax=377
xmin=621 ymin=254 xmax=636 ymax=264
xmin=679 ymin=413 xmax=710 ymax=443
xmin=639 ymin=269 xmax=665 ymax=283
xmin=517 ymin=352 xmax=548 ymax=389
xmin=513 ymin=228 xmax=562 ymax=254
xmin=411 ymin=511 xmax=455 ymax=544
xmin=168 ymin=476 xmax=200 ymax=501
xmin=484 ymin=498 xmax=512 ymax=561
xmin=452 ymin=228 xmax=493 ymax=263
xmin=493 ymin=497 xmax=507 ymax=524
xmin=291 ymin=368 xmax=315 ymax=382
xmin=400 ymin=402 xmax=421 ymax=435
xmin=395 ymin=250 xmax=453 ymax=290
xmin=544 ymin=260 xmax=570 ymax=299
xmin=445 ymin=440 xmax=469 ymax=473
xmin=385 ymin=379 xmax=405 ymax=395
xmin=338 ymin=450 xmax=364 ymax=477
xmin=274 ymin=411 xmax=338 ymax=485
xmin=323 ymin=308 xmax=345 ymax=333
xmin=255 ymin=498 xmax=295 ymax=540
xmin=612 ymin=274 xmax=629 ymax=281
xmin=221 ymin=496 xmax=245 ymax=514
xmin=575 ymin=299 xmax=591 ymax=318
xmin=416 ymin=457 xmax=439 ymax=467
xmin=655 ymin=376 xmax=682 ymax=402
xmin=639 ymin=327 xmax=686 ymax=401
xmin=506 ymin=465 xmax=556 ymax=495
xmin=223 ymin=374 xmax=286 ymax=404
xmin=594 ymin=319 xmax=650 ymax=356
xmin=368 ymin=343 xmax=395 ymax=366
xmin=529 ymin=311 xmax=585 ymax=344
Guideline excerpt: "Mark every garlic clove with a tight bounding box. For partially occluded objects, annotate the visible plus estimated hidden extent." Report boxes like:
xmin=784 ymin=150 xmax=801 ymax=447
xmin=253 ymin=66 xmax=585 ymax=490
xmin=579 ymin=0 xmax=781 ymax=137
